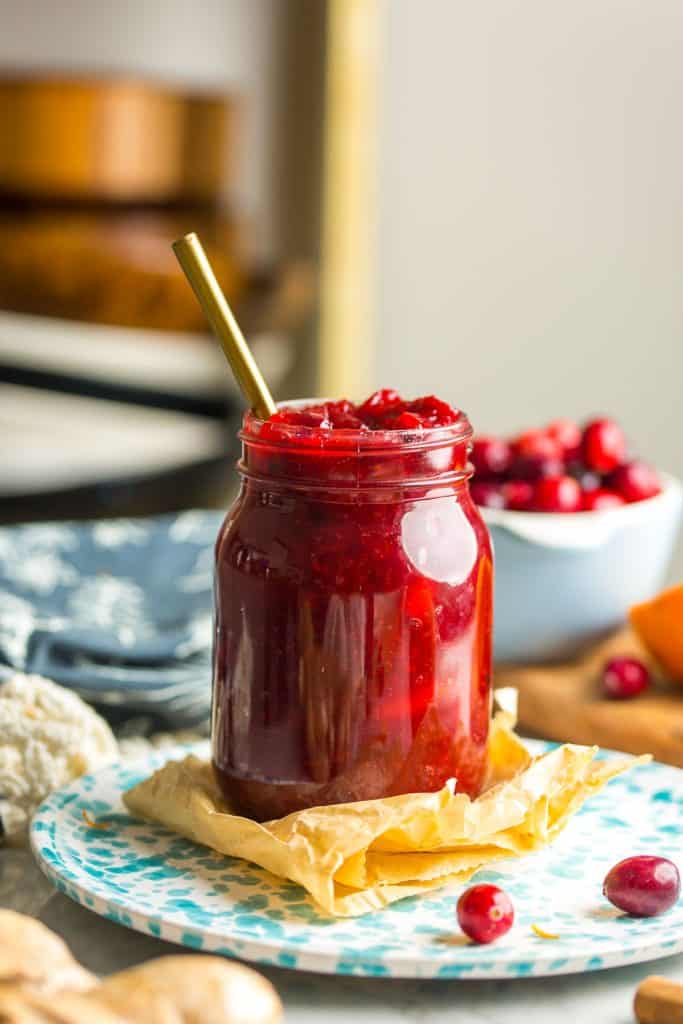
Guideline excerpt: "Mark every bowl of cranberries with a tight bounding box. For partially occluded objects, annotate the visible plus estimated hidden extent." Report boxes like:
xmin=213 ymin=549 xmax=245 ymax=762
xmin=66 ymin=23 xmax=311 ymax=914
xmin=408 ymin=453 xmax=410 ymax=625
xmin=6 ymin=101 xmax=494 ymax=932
xmin=471 ymin=417 xmax=683 ymax=663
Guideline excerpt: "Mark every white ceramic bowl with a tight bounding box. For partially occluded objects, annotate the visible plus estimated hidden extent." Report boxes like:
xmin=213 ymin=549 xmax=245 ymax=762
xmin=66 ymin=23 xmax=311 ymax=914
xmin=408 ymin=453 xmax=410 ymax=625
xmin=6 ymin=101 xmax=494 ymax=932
xmin=480 ymin=473 xmax=683 ymax=663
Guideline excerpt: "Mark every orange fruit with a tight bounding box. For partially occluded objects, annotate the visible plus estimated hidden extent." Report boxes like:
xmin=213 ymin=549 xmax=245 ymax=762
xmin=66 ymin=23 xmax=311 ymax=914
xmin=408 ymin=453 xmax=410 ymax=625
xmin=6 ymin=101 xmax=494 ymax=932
xmin=630 ymin=585 xmax=683 ymax=683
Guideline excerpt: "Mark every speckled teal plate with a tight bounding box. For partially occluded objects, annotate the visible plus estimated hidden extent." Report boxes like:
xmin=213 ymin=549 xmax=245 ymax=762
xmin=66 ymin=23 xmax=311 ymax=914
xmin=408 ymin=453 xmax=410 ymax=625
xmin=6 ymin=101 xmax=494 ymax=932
xmin=30 ymin=742 xmax=683 ymax=979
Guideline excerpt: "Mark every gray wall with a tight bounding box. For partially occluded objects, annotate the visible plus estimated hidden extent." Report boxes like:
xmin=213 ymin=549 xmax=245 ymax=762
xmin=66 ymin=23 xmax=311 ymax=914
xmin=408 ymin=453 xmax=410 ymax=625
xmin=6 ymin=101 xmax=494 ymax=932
xmin=375 ymin=0 xmax=682 ymax=557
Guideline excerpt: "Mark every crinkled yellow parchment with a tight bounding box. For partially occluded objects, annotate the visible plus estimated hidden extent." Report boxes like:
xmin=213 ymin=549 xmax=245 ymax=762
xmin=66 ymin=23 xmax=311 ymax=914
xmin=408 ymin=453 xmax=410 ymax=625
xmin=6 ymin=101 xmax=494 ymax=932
xmin=123 ymin=712 xmax=647 ymax=917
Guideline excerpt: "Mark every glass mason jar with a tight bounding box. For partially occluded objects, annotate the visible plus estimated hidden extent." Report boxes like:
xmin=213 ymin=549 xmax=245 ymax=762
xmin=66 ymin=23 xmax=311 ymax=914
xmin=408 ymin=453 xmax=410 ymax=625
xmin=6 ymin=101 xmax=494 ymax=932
xmin=212 ymin=404 xmax=493 ymax=821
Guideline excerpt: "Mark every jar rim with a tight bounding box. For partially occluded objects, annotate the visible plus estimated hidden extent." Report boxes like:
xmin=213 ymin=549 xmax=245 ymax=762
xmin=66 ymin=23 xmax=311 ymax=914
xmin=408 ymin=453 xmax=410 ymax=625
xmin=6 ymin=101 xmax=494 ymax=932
xmin=241 ymin=398 xmax=473 ymax=452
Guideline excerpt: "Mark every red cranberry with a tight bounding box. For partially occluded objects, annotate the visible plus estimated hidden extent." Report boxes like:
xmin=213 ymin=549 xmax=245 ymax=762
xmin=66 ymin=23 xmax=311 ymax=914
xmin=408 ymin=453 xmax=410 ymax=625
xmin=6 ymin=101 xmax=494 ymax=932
xmin=327 ymin=400 xmax=366 ymax=430
xmin=608 ymin=461 xmax=662 ymax=503
xmin=546 ymin=418 xmax=581 ymax=457
xmin=261 ymin=407 xmax=333 ymax=439
xmin=582 ymin=489 xmax=626 ymax=512
xmin=471 ymin=481 xmax=506 ymax=509
xmin=602 ymin=656 xmax=651 ymax=699
xmin=503 ymin=480 xmax=535 ymax=511
xmin=457 ymin=884 xmax=514 ymax=944
xmin=407 ymin=395 xmax=460 ymax=426
xmin=471 ymin=437 xmax=512 ymax=479
xmin=603 ymin=856 xmax=680 ymax=917
xmin=511 ymin=454 xmax=565 ymax=482
xmin=358 ymin=388 xmax=405 ymax=424
xmin=391 ymin=411 xmax=424 ymax=430
xmin=513 ymin=430 xmax=563 ymax=461
xmin=582 ymin=418 xmax=626 ymax=473
xmin=534 ymin=475 xmax=582 ymax=513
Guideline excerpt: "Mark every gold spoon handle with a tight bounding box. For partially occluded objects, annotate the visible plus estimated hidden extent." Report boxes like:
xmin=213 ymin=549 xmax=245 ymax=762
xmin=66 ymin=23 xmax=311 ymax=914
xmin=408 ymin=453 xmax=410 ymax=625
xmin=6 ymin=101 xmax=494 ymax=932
xmin=173 ymin=232 xmax=276 ymax=421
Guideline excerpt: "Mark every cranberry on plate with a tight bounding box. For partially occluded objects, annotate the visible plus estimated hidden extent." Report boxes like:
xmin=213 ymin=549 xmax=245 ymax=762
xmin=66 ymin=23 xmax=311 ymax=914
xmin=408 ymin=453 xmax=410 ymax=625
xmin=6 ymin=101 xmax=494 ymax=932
xmin=603 ymin=856 xmax=680 ymax=917
xmin=457 ymin=884 xmax=514 ymax=944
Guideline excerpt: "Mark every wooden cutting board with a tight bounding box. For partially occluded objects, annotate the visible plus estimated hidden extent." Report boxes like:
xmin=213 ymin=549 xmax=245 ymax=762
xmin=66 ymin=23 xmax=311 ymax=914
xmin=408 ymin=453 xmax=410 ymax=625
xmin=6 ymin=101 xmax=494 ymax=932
xmin=495 ymin=627 xmax=683 ymax=767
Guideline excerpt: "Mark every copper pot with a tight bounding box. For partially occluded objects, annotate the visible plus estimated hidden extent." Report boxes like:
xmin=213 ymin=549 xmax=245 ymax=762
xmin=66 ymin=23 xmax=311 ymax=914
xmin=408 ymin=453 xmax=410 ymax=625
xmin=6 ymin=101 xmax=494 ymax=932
xmin=0 ymin=74 xmax=237 ymax=203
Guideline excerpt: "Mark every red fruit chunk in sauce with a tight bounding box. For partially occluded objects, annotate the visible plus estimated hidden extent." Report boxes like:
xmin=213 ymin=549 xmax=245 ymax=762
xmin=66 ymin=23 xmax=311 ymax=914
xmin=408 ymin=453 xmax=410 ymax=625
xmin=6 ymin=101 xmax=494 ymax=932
xmin=326 ymin=399 xmax=367 ymax=430
xmin=534 ymin=475 xmax=582 ymax=513
xmin=608 ymin=461 xmax=662 ymax=503
xmin=390 ymin=411 xmax=424 ymax=430
xmin=582 ymin=489 xmax=626 ymax=512
xmin=457 ymin=884 xmax=514 ymax=944
xmin=357 ymin=387 xmax=406 ymax=423
xmin=603 ymin=856 xmax=680 ymax=917
xmin=602 ymin=656 xmax=651 ymax=699
xmin=471 ymin=437 xmax=512 ymax=479
xmin=582 ymin=418 xmax=627 ymax=473
xmin=406 ymin=394 xmax=460 ymax=426
xmin=271 ymin=392 xmax=462 ymax=433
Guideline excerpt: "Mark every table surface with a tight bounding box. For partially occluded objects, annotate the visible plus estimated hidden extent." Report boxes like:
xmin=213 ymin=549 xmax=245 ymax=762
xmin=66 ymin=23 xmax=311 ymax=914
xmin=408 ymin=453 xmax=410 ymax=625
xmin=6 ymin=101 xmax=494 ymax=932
xmin=3 ymin=848 xmax=682 ymax=1023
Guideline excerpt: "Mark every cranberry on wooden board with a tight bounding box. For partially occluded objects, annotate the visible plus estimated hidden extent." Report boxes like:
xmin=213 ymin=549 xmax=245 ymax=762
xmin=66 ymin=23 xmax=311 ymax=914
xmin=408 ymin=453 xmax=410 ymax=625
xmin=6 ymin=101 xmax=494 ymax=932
xmin=581 ymin=418 xmax=627 ymax=473
xmin=602 ymin=656 xmax=651 ymax=698
xmin=608 ymin=461 xmax=662 ymax=503
xmin=457 ymin=884 xmax=514 ymax=944
xmin=603 ymin=857 xmax=680 ymax=917
xmin=534 ymin=476 xmax=583 ymax=513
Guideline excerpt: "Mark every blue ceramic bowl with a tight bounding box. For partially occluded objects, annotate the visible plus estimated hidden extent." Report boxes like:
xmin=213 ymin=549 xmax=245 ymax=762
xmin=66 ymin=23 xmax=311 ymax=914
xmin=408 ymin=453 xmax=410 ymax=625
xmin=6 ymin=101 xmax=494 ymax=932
xmin=480 ymin=474 xmax=683 ymax=663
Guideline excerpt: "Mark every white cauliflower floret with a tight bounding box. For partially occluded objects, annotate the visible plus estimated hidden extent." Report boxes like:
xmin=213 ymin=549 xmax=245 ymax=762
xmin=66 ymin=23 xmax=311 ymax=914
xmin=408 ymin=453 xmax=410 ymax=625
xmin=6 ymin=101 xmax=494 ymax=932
xmin=0 ymin=674 xmax=118 ymax=844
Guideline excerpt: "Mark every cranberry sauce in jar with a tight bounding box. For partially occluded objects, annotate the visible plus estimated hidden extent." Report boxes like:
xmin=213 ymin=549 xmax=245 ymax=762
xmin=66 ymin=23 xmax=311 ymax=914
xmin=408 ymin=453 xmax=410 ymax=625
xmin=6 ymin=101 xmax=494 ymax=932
xmin=212 ymin=391 xmax=493 ymax=820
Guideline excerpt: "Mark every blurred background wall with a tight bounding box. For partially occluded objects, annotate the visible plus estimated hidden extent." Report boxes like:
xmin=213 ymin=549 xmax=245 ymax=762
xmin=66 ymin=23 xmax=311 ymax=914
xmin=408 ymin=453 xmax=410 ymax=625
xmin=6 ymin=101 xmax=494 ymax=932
xmin=375 ymin=0 xmax=682 ymax=509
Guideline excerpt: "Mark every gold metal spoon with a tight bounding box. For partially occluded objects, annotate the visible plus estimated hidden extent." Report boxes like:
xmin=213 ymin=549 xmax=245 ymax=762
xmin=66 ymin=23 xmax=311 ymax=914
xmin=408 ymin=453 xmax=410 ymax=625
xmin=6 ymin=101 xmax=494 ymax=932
xmin=173 ymin=232 xmax=276 ymax=420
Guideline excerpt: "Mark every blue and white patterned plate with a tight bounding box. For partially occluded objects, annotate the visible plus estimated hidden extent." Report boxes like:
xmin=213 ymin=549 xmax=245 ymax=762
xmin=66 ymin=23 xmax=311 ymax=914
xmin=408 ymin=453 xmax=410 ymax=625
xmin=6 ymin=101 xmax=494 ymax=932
xmin=30 ymin=742 xmax=683 ymax=979
xmin=0 ymin=513 xmax=222 ymax=723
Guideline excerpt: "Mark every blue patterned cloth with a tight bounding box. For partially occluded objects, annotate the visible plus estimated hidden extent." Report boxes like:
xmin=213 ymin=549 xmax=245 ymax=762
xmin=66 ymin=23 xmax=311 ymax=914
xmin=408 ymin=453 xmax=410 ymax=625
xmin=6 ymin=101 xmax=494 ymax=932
xmin=0 ymin=512 xmax=222 ymax=723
